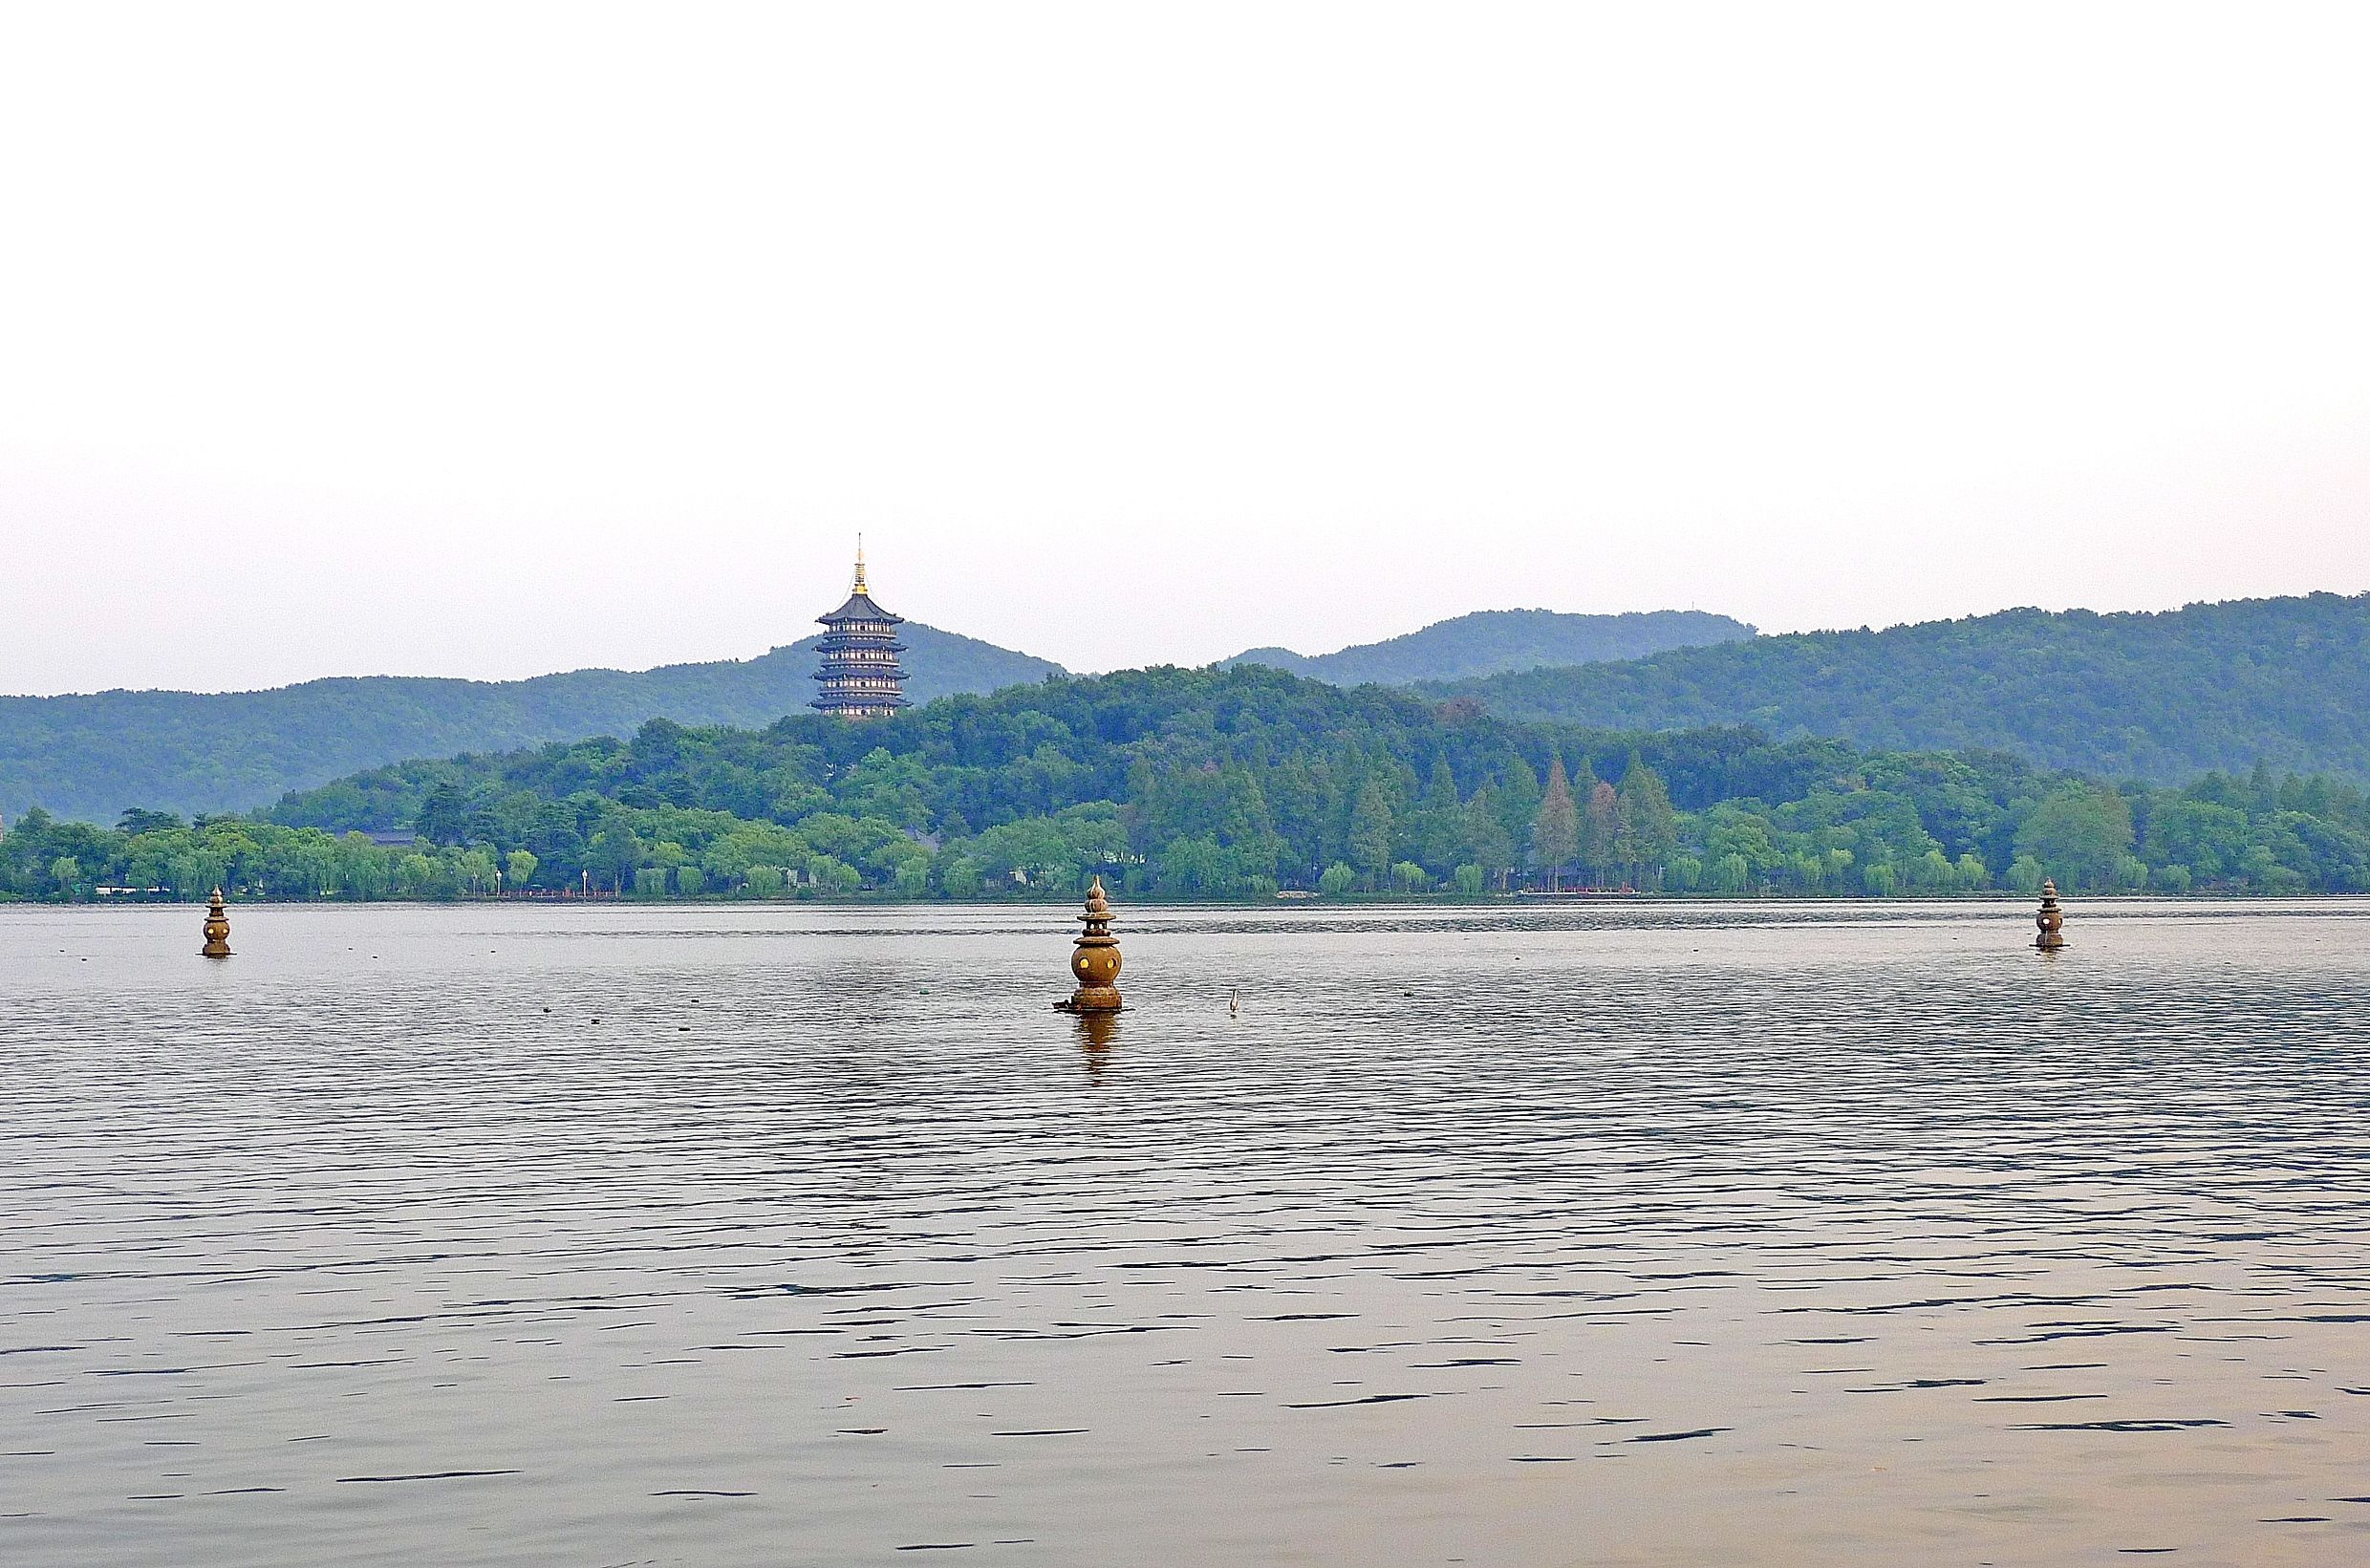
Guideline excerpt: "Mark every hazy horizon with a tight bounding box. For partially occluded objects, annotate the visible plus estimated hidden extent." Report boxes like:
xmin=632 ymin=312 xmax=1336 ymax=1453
xmin=15 ymin=585 xmax=2370 ymax=698
xmin=6 ymin=6 xmax=2368 ymax=696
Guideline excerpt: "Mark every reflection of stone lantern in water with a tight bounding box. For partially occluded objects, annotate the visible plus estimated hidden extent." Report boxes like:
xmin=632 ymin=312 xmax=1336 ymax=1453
xmin=1055 ymin=876 xmax=1123 ymax=1014
xmin=2034 ymin=878 xmax=2066 ymax=951
xmin=1072 ymin=1009 xmax=1120 ymax=1080
xmin=200 ymin=888 xmax=232 ymax=958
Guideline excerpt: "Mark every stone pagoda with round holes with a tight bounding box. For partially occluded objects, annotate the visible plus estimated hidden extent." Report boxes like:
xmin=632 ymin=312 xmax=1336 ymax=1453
xmin=810 ymin=545 xmax=910 ymax=720
xmin=201 ymin=887 xmax=232 ymax=958
xmin=2034 ymin=878 xmax=2066 ymax=951
xmin=1056 ymin=876 xmax=1124 ymax=1014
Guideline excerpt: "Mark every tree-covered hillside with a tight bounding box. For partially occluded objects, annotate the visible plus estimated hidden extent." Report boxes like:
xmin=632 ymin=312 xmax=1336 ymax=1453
xmin=1227 ymin=608 xmax=1754 ymax=686
xmin=16 ymin=663 xmax=2361 ymax=905
xmin=1435 ymin=592 xmax=2370 ymax=783
xmin=0 ymin=622 xmax=1064 ymax=824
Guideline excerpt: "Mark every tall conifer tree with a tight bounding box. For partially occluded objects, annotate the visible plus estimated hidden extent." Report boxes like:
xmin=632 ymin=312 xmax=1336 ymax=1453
xmin=1531 ymin=757 xmax=1581 ymax=891
xmin=1347 ymin=781 xmax=1395 ymax=891
xmin=1461 ymin=786 xmax=1516 ymax=890
xmin=1583 ymin=780 xmax=1620 ymax=888
xmin=1616 ymin=753 xmax=1678 ymax=886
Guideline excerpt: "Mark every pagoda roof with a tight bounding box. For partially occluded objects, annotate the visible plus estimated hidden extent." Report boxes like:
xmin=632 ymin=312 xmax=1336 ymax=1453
xmin=818 ymin=591 xmax=903 ymax=625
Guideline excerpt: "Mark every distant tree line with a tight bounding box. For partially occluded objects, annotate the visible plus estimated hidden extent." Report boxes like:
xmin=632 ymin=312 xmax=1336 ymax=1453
xmin=5 ymin=665 xmax=2367 ymax=902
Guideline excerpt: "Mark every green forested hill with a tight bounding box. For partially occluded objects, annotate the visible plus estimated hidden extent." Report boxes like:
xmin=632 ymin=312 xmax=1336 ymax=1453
xmin=0 ymin=623 xmax=1064 ymax=824
xmin=9 ymin=663 xmax=2365 ymax=902
xmin=1435 ymin=592 xmax=2370 ymax=783
xmin=1226 ymin=608 xmax=1754 ymax=686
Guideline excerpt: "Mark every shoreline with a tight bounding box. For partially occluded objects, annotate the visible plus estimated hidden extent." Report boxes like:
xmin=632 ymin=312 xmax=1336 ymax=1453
xmin=4 ymin=891 xmax=2357 ymax=911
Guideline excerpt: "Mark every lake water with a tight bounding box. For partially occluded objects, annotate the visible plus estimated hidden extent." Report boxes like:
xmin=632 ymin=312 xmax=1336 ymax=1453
xmin=3 ymin=898 xmax=2367 ymax=1567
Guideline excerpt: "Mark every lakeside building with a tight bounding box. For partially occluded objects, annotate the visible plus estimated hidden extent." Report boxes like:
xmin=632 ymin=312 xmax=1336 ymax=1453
xmin=811 ymin=548 xmax=910 ymax=719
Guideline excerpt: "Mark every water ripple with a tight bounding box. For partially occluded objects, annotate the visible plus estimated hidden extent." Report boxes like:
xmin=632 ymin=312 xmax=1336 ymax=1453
xmin=4 ymin=898 xmax=2368 ymax=1566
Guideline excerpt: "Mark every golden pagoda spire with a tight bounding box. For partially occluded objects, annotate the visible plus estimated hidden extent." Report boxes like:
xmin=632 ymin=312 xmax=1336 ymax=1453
xmin=852 ymin=535 xmax=868 ymax=595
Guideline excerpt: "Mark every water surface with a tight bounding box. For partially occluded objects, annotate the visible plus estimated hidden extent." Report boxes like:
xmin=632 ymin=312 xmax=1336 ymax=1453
xmin=4 ymin=899 xmax=2367 ymax=1566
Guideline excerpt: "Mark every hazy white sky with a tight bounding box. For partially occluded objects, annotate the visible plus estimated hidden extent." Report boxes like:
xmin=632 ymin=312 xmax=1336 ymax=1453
xmin=3 ymin=3 xmax=2367 ymax=695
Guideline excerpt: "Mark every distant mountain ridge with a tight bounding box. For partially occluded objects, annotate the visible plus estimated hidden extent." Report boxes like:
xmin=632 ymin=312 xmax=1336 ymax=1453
xmin=0 ymin=623 xmax=1064 ymax=823
xmin=1434 ymin=591 xmax=2370 ymax=783
xmin=1225 ymin=608 xmax=1756 ymax=686
xmin=18 ymin=590 xmax=2366 ymax=825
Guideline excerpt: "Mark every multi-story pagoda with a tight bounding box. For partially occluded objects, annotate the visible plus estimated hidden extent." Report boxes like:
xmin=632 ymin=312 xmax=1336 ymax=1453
xmin=810 ymin=546 xmax=910 ymax=719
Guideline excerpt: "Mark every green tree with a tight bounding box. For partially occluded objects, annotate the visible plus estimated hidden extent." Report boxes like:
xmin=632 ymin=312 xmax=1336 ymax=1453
xmin=415 ymin=784 xmax=471 ymax=847
xmin=1155 ymin=836 xmax=1229 ymax=897
xmin=1529 ymin=757 xmax=1580 ymax=891
xmin=2249 ymin=758 xmax=2280 ymax=815
xmin=505 ymin=848 xmax=538 ymax=890
xmin=806 ymin=854 xmax=861 ymax=894
xmin=586 ymin=823 xmax=644 ymax=893
xmin=700 ymin=821 xmax=813 ymax=884
xmin=1615 ymin=755 xmax=1678 ymax=884
xmin=1582 ymin=780 xmax=1620 ymax=887
xmin=2014 ymin=785 xmax=2136 ymax=891
xmin=1318 ymin=861 xmax=1357 ymax=897
xmin=399 ymin=853 xmax=451 ymax=898
xmin=2142 ymin=798 xmax=2250 ymax=882
xmin=1412 ymin=759 xmax=1465 ymax=871
xmin=1459 ymin=788 xmax=1515 ymax=888
xmin=1347 ymin=782 xmax=1394 ymax=891
xmin=1494 ymin=755 xmax=1541 ymax=857
xmin=453 ymin=848 xmax=500 ymax=894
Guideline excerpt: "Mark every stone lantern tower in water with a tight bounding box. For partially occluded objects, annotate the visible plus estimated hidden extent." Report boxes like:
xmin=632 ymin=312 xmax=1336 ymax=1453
xmin=1058 ymin=876 xmax=1124 ymax=1013
xmin=200 ymin=888 xmax=232 ymax=958
xmin=809 ymin=545 xmax=910 ymax=720
xmin=2034 ymin=879 xmax=2066 ymax=951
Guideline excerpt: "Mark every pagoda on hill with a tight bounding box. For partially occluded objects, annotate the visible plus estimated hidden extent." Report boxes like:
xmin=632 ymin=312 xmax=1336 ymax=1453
xmin=811 ymin=545 xmax=910 ymax=719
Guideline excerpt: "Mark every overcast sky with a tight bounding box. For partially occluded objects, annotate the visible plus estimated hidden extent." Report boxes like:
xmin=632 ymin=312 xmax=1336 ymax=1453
xmin=3 ymin=4 xmax=2367 ymax=696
